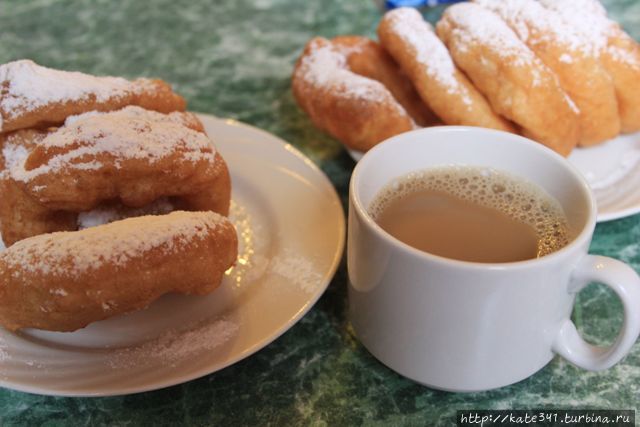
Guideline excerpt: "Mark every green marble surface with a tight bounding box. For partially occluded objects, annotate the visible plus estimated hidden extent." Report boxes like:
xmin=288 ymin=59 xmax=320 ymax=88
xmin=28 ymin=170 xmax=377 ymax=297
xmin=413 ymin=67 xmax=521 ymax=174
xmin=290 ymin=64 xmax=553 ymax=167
xmin=1 ymin=0 xmax=639 ymax=425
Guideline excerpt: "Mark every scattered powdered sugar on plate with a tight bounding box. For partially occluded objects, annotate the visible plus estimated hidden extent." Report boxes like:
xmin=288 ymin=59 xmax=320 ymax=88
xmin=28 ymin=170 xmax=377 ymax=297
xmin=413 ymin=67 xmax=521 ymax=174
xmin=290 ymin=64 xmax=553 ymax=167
xmin=225 ymin=201 xmax=270 ymax=287
xmin=0 ymin=336 xmax=9 ymax=363
xmin=270 ymin=249 xmax=322 ymax=294
xmin=107 ymin=318 xmax=238 ymax=369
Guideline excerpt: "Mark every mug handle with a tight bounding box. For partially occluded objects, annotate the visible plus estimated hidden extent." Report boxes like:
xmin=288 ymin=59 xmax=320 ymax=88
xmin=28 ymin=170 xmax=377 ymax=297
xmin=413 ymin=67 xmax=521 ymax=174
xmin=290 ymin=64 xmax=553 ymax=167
xmin=552 ymin=255 xmax=640 ymax=370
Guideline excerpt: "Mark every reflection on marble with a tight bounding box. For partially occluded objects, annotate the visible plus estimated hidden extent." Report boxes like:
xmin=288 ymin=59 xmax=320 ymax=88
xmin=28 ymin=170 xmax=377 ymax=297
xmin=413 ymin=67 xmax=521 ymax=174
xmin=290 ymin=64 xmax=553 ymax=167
xmin=1 ymin=0 xmax=639 ymax=425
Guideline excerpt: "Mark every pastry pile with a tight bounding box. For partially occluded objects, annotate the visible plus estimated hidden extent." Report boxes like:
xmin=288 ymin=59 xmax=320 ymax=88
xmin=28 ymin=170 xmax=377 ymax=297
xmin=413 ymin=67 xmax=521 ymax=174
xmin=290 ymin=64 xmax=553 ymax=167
xmin=0 ymin=60 xmax=237 ymax=332
xmin=292 ymin=0 xmax=640 ymax=156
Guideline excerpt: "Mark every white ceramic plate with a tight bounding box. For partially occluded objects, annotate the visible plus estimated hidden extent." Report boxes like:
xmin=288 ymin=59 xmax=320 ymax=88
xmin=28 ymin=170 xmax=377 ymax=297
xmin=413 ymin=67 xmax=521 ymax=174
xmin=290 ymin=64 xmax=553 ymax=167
xmin=0 ymin=114 xmax=345 ymax=397
xmin=349 ymin=132 xmax=640 ymax=222
xmin=567 ymin=132 xmax=640 ymax=222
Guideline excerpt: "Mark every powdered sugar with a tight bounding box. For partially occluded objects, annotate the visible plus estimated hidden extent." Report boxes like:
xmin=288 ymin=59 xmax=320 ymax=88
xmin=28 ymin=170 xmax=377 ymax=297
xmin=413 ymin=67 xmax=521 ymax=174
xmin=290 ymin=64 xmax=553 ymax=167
xmin=1 ymin=211 xmax=226 ymax=276
xmin=0 ymin=336 xmax=8 ymax=362
xmin=108 ymin=318 xmax=238 ymax=369
xmin=385 ymin=8 xmax=472 ymax=106
xmin=77 ymin=198 xmax=175 ymax=229
xmin=9 ymin=108 xmax=215 ymax=183
xmin=475 ymin=0 xmax=594 ymax=57
xmin=1 ymin=143 xmax=29 ymax=172
xmin=443 ymin=3 xmax=539 ymax=68
xmin=537 ymin=0 xmax=611 ymax=56
xmin=0 ymin=60 xmax=138 ymax=129
xmin=270 ymin=249 xmax=322 ymax=294
xmin=295 ymin=38 xmax=404 ymax=110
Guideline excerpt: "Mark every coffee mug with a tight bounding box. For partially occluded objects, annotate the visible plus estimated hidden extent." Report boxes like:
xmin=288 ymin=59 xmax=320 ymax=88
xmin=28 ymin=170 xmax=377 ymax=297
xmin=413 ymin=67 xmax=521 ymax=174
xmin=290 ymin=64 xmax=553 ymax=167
xmin=347 ymin=126 xmax=640 ymax=392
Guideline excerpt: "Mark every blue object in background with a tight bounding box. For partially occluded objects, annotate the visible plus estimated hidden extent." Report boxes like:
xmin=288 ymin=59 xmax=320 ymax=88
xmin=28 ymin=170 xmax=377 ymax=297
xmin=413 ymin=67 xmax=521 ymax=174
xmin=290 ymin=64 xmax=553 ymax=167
xmin=385 ymin=0 xmax=464 ymax=8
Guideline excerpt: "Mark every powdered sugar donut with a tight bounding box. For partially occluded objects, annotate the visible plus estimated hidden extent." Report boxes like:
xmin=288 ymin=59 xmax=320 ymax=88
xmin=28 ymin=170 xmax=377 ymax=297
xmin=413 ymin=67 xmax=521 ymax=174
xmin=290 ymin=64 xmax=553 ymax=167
xmin=0 ymin=60 xmax=186 ymax=134
xmin=331 ymin=35 xmax=439 ymax=128
xmin=0 ymin=211 xmax=238 ymax=332
xmin=0 ymin=107 xmax=231 ymax=246
xmin=475 ymin=0 xmax=620 ymax=146
xmin=436 ymin=3 xmax=580 ymax=156
xmin=292 ymin=37 xmax=418 ymax=152
xmin=539 ymin=0 xmax=640 ymax=134
xmin=377 ymin=8 xmax=514 ymax=134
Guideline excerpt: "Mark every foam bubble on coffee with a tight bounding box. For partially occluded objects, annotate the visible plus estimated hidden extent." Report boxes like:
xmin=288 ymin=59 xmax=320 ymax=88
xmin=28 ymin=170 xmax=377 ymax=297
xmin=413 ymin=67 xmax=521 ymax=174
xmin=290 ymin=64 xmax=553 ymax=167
xmin=369 ymin=166 xmax=571 ymax=257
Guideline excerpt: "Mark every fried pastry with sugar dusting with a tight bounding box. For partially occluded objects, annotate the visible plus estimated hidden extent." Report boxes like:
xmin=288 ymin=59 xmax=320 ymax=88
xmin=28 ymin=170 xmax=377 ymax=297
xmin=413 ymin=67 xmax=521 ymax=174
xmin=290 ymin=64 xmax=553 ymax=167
xmin=436 ymin=3 xmax=580 ymax=156
xmin=377 ymin=8 xmax=514 ymax=133
xmin=0 ymin=60 xmax=186 ymax=134
xmin=331 ymin=35 xmax=439 ymax=127
xmin=0 ymin=211 xmax=238 ymax=332
xmin=539 ymin=0 xmax=640 ymax=134
xmin=292 ymin=37 xmax=418 ymax=152
xmin=0 ymin=128 xmax=49 ymax=172
xmin=0 ymin=106 xmax=231 ymax=245
xmin=475 ymin=0 xmax=620 ymax=147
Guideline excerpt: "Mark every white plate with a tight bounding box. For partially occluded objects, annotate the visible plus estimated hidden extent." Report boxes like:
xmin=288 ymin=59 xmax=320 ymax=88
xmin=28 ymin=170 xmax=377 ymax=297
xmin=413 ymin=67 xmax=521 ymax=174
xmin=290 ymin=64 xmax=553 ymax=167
xmin=567 ymin=132 xmax=640 ymax=222
xmin=0 ymin=114 xmax=345 ymax=397
xmin=349 ymin=132 xmax=640 ymax=222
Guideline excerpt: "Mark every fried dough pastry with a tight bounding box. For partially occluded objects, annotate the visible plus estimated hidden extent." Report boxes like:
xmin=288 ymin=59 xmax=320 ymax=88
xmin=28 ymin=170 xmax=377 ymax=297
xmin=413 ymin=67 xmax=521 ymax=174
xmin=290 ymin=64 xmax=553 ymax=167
xmin=377 ymin=8 xmax=514 ymax=133
xmin=331 ymin=35 xmax=439 ymax=127
xmin=436 ymin=3 xmax=580 ymax=156
xmin=0 ymin=211 xmax=238 ymax=332
xmin=1 ymin=107 xmax=231 ymax=245
xmin=292 ymin=37 xmax=417 ymax=152
xmin=475 ymin=0 xmax=620 ymax=147
xmin=0 ymin=60 xmax=186 ymax=134
xmin=0 ymin=128 xmax=48 ymax=172
xmin=539 ymin=0 xmax=640 ymax=134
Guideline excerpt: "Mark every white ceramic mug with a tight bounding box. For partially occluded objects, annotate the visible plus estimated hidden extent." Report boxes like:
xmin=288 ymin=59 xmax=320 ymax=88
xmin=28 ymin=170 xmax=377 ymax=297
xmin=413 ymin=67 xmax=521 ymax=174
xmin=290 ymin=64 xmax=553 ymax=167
xmin=347 ymin=126 xmax=640 ymax=392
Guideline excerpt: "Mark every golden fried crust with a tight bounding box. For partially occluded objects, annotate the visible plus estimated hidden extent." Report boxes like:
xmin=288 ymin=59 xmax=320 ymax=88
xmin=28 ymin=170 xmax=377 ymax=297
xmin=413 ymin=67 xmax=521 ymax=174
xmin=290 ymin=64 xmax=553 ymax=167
xmin=598 ymin=26 xmax=640 ymax=133
xmin=0 ymin=108 xmax=231 ymax=245
xmin=0 ymin=60 xmax=186 ymax=134
xmin=0 ymin=129 xmax=77 ymax=245
xmin=292 ymin=37 xmax=416 ymax=152
xmin=0 ymin=128 xmax=49 ymax=171
xmin=0 ymin=211 xmax=238 ymax=332
xmin=377 ymin=8 xmax=514 ymax=133
xmin=0 ymin=178 xmax=76 ymax=247
xmin=331 ymin=35 xmax=439 ymax=127
xmin=20 ymin=109 xmax=225 ymax=211
xmin=475 ymin=0 xmax=620 ymax=147
xmin=436 ymin=4 xmax=580 ymax=156
xmin=538 ymin=0 xmax=640 ymax=134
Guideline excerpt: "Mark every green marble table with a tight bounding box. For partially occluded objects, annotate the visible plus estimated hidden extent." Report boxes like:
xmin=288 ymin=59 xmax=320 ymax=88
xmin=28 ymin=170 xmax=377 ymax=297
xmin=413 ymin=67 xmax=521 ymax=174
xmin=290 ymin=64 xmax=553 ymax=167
xmin=1 ymin=0 xmax=639 ymax=425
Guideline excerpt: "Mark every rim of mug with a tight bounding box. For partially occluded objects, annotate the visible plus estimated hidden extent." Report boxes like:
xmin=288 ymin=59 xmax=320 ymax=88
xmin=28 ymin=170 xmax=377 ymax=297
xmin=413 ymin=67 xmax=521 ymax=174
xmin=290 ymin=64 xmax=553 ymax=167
xmin=350 ymin=126 xmax=598 ymax=270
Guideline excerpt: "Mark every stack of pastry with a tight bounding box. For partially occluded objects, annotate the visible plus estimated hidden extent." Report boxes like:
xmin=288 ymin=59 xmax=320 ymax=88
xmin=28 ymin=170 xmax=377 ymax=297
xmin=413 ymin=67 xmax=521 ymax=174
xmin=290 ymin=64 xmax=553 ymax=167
xmin=0 ymin=60 xmax=237 ymax=332
xmin=292 ymin=0 xmax=640 ymax=156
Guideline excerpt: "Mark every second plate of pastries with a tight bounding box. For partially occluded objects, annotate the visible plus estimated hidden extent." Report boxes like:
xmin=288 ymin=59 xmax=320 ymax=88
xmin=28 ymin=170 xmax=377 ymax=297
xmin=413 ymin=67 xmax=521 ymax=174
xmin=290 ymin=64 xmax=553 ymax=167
xmin=292 ymin=0 xmax=640 ymax=221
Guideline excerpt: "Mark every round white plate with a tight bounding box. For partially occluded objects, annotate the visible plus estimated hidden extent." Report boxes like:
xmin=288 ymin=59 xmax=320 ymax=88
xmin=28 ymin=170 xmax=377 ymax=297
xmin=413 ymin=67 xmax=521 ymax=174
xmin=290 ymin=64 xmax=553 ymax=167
xmin=567 ymin=132 xmax=640 ymax=222
xmin=0 ymin=114 xmax=345 ymax=397
xmin=349 ymin=132 xmax=640 ymax=222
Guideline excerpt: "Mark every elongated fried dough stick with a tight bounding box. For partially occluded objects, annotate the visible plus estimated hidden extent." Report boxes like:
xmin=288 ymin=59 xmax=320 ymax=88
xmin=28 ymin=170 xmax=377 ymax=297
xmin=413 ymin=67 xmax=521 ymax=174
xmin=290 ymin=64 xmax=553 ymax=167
xmin=475 ymin=0 xmax=620 ymax=146
xmin=436 ymin=3 xmax=580 ymax=156
xmin=0 ymin=211 xmax=238 ymax=332
xmin=0 ymin=60 xmax=186 ymax=133
xmin=377 ymin=8 xmax=514 ymax=133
